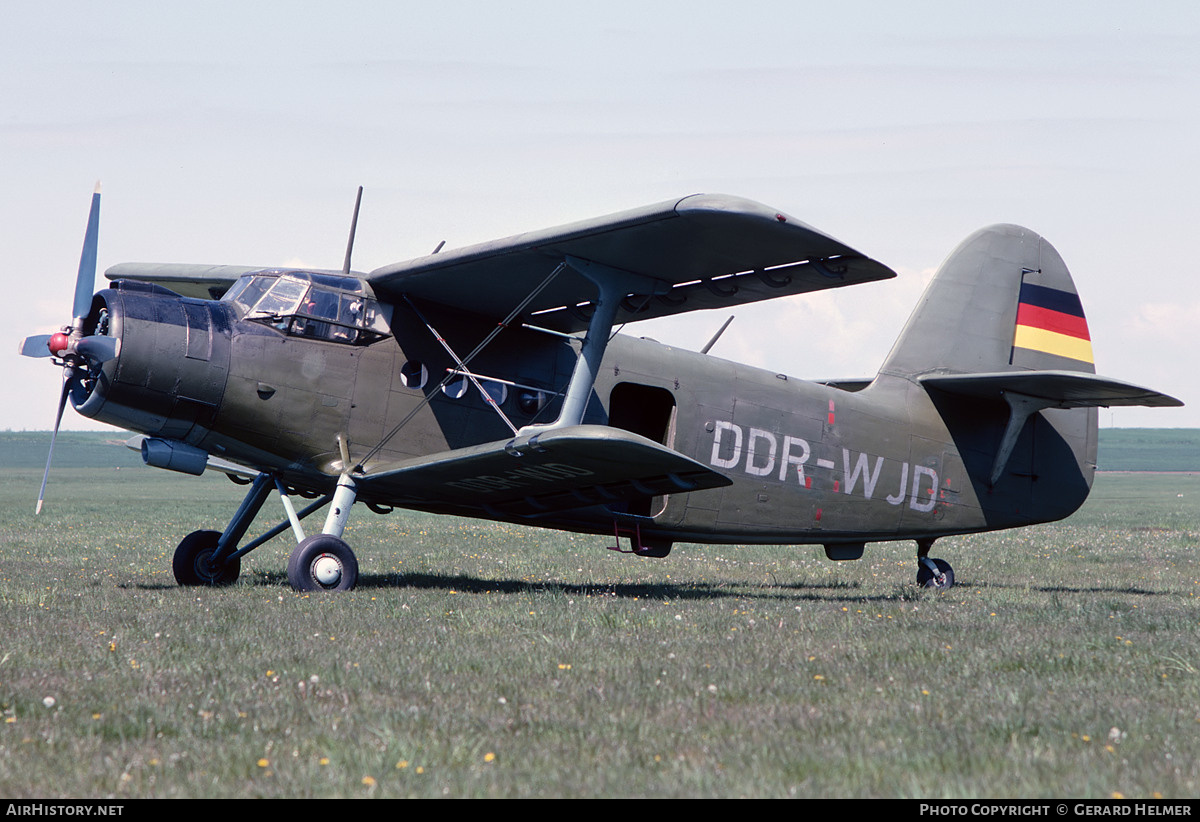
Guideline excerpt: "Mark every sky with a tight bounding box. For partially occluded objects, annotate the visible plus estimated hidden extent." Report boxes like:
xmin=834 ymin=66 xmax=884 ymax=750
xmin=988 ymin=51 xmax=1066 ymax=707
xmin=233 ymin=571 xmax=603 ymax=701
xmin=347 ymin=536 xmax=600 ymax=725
xmin=4 ymin=0 xmax=1198 ymax=431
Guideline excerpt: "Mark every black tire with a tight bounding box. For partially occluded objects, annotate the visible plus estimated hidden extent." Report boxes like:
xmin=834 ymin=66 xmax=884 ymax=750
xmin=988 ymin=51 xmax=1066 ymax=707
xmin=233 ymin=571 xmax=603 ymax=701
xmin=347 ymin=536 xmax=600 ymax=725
xmin=287 ymin=534 xmax=358 ymax=592
xmin=173 ymin=530 xmax=240 ymax=586
xmin=917 ymin=558 xmax=954 ymax=590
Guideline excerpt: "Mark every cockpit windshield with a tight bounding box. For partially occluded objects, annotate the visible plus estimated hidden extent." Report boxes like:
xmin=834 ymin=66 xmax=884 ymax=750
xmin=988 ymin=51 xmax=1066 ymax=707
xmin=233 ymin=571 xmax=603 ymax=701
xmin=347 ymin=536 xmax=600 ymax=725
xmin=251 ymin=275 xmax=309 ymax=317
xmin=222 ymin=271 xmax=391 ymax=346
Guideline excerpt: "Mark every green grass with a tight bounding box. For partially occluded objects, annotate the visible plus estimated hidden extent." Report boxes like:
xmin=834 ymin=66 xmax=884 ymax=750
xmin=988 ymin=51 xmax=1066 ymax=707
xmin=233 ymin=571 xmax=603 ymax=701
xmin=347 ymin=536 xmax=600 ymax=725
xmin=0 ymin=435 xmax=1197 ymax=798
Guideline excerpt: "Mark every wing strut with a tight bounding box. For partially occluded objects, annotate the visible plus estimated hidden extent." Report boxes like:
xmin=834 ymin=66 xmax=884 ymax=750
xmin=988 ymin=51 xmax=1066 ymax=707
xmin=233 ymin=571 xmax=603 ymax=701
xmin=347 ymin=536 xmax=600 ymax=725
xmin=403 ymin=295 xmax=520 ymax=435
xmin=357 ymin=261 xmax=569 ymax=468
xmin=520 ymin=255 xmax=668 ymax=436
xmin=988 ymin=392 xmax=1053 ymax=486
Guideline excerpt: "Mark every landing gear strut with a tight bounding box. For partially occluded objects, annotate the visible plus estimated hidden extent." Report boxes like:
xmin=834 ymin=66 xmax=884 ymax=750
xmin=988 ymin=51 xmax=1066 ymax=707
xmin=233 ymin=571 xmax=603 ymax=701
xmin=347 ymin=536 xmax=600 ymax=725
xmin=172 ymin=473 xmax=272 ymax=587
xmin=170 ymin=471 xmax=362 ymax=592
xmin=916 ymin=538 xmax=954 ymax=590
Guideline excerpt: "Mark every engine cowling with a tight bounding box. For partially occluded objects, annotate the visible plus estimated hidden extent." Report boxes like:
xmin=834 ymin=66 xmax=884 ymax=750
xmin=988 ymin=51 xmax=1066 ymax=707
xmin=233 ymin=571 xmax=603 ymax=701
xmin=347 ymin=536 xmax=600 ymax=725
xmin=72 ymin=280 xmax=233 ymax=445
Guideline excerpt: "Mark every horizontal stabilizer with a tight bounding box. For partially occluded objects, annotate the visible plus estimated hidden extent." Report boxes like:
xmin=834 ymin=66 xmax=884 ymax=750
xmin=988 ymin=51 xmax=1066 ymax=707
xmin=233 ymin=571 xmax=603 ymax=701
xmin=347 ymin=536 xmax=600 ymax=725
xmin=923 ymin=371 xmax=1182 ymax=486
xmin=919 ymin=371 xmax=1183 ymax=408
xmin=358 ymin=425 xmax=732 ymax=517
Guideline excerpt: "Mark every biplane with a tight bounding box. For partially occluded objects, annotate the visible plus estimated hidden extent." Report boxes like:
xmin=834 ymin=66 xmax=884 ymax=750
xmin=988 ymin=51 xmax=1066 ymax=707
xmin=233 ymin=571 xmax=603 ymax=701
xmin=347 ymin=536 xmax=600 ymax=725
xmin=20 ymin=186 xmax=1181 ymax=591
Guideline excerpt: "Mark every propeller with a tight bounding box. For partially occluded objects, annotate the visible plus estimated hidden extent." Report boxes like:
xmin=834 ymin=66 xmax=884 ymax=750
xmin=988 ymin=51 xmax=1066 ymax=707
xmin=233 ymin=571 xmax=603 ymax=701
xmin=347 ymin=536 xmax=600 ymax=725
xmin=19 ymin=183 xmax=116 ymax=514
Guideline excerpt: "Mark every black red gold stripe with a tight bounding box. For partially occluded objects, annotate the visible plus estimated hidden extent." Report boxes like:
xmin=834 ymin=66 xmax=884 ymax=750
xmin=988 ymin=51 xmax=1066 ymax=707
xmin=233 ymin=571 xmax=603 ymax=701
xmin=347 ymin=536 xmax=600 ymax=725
xmin=1012 ymin=283 xmax=1093 ymax=364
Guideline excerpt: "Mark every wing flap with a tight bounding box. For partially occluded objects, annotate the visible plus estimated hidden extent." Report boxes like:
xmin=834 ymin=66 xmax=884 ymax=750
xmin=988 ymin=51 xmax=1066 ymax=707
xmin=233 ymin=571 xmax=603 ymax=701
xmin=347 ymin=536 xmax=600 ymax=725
xmin=357 ymin=425 xmax=731 ymax=517
xmin=368 ymin=194 xmax=896 ymax=332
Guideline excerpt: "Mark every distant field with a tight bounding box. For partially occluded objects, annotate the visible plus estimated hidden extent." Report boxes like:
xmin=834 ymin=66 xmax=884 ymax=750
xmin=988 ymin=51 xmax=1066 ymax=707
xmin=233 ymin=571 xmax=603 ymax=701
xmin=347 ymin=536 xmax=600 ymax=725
xmin=1 ymin=431 xmax=1197 ymax=798
xmin=0 ymin=431 xmax=143 ymax=470
xmin=1094 ymin=428 xmax=1200 ymax=472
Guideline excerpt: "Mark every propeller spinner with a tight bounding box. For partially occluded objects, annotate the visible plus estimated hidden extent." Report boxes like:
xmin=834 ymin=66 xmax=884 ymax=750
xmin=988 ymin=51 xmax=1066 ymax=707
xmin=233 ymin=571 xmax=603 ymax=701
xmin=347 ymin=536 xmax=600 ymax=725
xmin=19 ymin=183 xmax=120 ymax=513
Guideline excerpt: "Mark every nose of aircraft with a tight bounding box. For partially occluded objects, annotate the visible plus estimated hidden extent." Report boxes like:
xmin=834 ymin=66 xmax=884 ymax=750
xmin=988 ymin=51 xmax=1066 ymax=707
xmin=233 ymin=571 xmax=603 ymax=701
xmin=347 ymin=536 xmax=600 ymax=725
xmin=67 ymin=281 xmax=232 ymax=443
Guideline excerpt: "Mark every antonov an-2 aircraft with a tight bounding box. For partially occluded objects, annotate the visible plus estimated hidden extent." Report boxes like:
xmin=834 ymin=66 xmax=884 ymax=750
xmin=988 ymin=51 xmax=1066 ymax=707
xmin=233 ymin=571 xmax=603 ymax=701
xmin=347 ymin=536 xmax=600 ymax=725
xmin=19 ymin=186 xmax=1182 ymax=592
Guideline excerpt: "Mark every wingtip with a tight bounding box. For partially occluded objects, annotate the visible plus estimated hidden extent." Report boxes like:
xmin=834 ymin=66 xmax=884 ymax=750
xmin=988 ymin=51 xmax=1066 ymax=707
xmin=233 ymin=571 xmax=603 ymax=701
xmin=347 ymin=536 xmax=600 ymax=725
xmin=94 ymin=180 xmax=102 ymax=195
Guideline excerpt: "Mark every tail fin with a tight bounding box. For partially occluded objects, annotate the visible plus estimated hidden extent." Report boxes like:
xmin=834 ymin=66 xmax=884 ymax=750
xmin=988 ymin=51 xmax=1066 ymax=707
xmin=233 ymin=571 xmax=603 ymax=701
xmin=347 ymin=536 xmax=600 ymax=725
xmin=876 ymin=224 xmax=1179 ymax=508
xmin=879 ymin=224 xmax=1095 ymax=379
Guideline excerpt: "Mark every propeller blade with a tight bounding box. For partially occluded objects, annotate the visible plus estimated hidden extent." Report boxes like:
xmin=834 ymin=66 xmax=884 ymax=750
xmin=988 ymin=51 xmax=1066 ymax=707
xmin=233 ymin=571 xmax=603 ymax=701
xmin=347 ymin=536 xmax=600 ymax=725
xmin=27 ymin=185 xmax=105 ymax=514
xmin=36 ymin=369 xmax=75 ymax=515
xmin=19 ymin=334 xmax=54 ymax=358
xmin=76 ymin=334 xmax=118 ymax=364
xmin=72 ymin=182 xmax=102 ymax=323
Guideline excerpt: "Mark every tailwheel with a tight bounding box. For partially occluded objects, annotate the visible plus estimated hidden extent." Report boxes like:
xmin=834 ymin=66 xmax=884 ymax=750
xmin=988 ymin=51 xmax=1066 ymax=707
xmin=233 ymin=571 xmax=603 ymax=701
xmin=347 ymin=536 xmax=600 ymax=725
xmin=917 ymin=557 xmax=955 ymax=590
xmin=287 ymin=534 xmax=359 ymax=592
xmin=173 ymin=530 xmax=240 ymax=586
xmin=915 ymin=538 xmax=953 ymax=590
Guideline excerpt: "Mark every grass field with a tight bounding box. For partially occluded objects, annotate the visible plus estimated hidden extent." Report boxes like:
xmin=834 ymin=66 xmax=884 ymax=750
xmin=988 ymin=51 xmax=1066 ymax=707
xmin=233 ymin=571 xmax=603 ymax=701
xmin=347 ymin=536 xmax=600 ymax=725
xmin=0 ymin=432 xmax=1197 ymax=798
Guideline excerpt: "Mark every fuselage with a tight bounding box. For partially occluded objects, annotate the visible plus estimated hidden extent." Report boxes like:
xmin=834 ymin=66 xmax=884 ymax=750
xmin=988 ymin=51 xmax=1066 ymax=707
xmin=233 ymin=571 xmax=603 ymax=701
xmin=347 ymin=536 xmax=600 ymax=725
xmin=75 ymin=271 xmax=1097 ymax=551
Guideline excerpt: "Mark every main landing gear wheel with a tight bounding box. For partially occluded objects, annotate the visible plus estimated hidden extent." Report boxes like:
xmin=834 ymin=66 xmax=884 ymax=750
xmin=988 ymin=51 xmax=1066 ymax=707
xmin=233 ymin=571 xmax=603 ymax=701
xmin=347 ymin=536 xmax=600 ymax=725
xmin=287 ymin=534 xmax=359 ymax=592
xmin=173 ymin=530 xmax=240 ymax=586
xmin=917 ymin=558 xmax=955 ymax=591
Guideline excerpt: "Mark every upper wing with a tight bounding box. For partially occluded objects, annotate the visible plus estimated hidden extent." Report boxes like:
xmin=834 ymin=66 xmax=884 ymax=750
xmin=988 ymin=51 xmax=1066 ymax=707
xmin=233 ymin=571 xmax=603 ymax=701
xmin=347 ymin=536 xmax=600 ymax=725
xmin=368 ymin=194 xmax=897 ymax=332
xmin=104 ymin=263 xmax=262 ymax=300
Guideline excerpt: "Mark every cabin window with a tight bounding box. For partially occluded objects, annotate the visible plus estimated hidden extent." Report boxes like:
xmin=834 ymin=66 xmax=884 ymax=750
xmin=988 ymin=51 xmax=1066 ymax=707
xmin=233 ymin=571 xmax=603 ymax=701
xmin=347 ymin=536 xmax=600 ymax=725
xmin=400 ymin=360 xmax=427 ymax=389
xmin=478 ymin=380 xmax=507 ymax=406
xmin=442 ymin=375 xmax=469 ymax=399
xmin=517 ymin=388 xmax=547 ymax=416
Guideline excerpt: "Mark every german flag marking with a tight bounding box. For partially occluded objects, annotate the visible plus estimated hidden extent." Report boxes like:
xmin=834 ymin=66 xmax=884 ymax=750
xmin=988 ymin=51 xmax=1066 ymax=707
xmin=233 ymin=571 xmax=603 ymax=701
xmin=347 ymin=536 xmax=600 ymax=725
xmin=1012 ymin=283 xmax=1094 ymax=364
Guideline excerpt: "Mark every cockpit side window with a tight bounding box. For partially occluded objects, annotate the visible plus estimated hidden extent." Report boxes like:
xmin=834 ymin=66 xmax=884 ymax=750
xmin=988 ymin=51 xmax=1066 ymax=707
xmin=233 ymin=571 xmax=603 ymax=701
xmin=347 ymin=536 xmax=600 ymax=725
xmin=338 ymin=294 xmax=363 ymax=326
xmin=305 ymin=289 xmax=341 ymax=321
